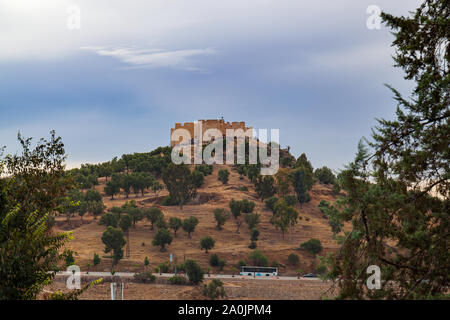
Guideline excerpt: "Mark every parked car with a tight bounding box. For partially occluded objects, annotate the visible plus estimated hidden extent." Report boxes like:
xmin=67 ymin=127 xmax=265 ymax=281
xmin=302 ymin=273 xmax=317 ymax=278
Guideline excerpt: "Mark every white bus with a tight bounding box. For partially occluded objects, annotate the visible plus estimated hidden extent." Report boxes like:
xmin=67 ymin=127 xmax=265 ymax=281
xmin=240 ymin=266 xmax=278 ymax=277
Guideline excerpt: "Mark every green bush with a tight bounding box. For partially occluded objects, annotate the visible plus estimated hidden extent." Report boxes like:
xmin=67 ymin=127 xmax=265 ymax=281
xmin=168 ymin=275 xmax=188 ymax=285
xmin=238 ymin=186 xmax=248 ymax=192
xmin=209 ymin=254 xmax=220 ymax=267
xmin=93 ymin=253 xmax=101 ymax=266
xmin=202 ymin=279 xmax=226 ymax=300
xmin=283 ymin=195 xmax=297 ymax=207
xmin=265 ymin=196 xmax=278 ymax=212
xmin=248 ymin=250 xmax=268 ymax=267
xmin=158 ymin=261 xmax=170 ymax=273
xmin=185 ymin=259 xmax=204 ymax=284
xmin=218 ymin=169 xmax=230 ymax=184
xmin=301 ymin=239 xmax=323 ymax=255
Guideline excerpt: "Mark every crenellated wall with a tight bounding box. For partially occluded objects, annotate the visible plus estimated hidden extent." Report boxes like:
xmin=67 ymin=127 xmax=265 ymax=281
xmin=170 ymin=119 xmax=252 ymax=146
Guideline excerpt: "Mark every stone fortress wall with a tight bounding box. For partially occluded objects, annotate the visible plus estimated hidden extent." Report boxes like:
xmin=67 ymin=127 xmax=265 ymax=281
xmin=170 ymin=119 xmax=252 ymax=146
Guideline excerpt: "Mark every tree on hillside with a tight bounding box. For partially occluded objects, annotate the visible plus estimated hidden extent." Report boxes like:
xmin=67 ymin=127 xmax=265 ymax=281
xmin=120 ymin=174 xmax=134 ymax=199
xmin=275 ymin=168 xmax=292 ymax=197
xmin=295 ymin=153 xmax=313 ymax=173
xmin=314 ymin=166 xmax=336 ymax=185
xmin=182 ymin=216 xmax=199 ymax=239
xmin=152 ymin=228 xmax=172 ymax=252
xmin=192 ymin=169 xmax=205 ymax=188
xmin=200 ymin=236 xmax=215 ymax=254
xmin=169 ymin=217 xmax=183 ymax=236
xmin=104 ymin=179 xmax=120 ymax=200
xmin=290 ymin=167 xmax=313 ymax=208
xmin=270 ymin=199 xmax=299 ymax=239
xmin=119 ymin=215 xmax=132 ymax=257
xmin=85 ymin=189 xmax=102 ymax=202
xmin=213 ymin=208 xmax=230 ymax=230
xmin=229 ymin=199 xmax=243 ymax=233
xmin=244 ymin=212 xmax=260 ymax=230
xmin=162 ymin=163 xmax=197 ymax=210
xmin=326 ymin=1 xmax=449 ymax=299
xmin=145 ymin=207 xmax=163 ymax=230
xmin=101 ymin=226 xmax=126 ymax=267
xmin=255 ymin=175 xmax=276 ymax=201
xmin=218 ymin=169 xmax=230 ymax=184
xmin=318 ymin=200 xmax=343 ymax=235
xmin=265 ymin=196 xmax=278 ymax=215
xmin=99 ymin=212 xmax=119 ymax=228
xmin=185 ymin=259 xmax=204 ymax=284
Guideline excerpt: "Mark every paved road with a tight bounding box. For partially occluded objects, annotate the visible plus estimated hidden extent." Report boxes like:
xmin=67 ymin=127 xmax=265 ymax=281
xmin=55 ymin=271 xmax=320 ymax=281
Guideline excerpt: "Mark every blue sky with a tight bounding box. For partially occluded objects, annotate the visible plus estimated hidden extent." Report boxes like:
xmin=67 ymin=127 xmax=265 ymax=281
xmin=0 ymin=0 xmax=421 ymax=170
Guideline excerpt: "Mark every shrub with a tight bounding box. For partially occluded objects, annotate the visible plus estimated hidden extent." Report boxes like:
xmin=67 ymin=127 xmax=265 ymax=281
xmin=192 ymin=170 xmax=205 ymax=188
xmin=271 ymin=261 xmax=281 ymax=268
xmin=265 ymin=196 xmax=278 ymax=213
xmin=314 ymin=167 xmax=336 ymax=185
xmin=168 ymin=275 xmax=188 ymax=285
xmin=202 ymin=279 xmax=226 ymax=300
xmin=209 ymin=254 xmax=220 ymax=267
xmin=93 ymin=253 xmax=101 ymax=266
xmin=288 ymin=253 xmax=300 ymax=266
xmin=185 ymin=259 xmax=204 ymax=284
xmin=248 ymin=241 xmax=257 ymax=249
xmin=218 ymin=169 xmax=230 ymax=184
xmin=248 ymin=250 xmax=268 ymax=267
xmin=283 ymin=195 xmax=297 ymax=207
xmin=240 ymin=199 xmax=255 ymax=213
xmin=158 ymin=261 xmax=170 ymax=273
xmin=134 ymin=271 xmax=156 ymax=283
xmin=301 ymin=239 xmax=323 ymax=255
xmin=238 ymin=186 xmax=248 ymax=192
xmin=213 ymin=208 xmax=230 ymax=230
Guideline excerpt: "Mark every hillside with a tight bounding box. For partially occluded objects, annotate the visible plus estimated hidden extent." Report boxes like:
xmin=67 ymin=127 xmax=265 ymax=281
xmin=56 ymin=164 xmax=340 ymax=276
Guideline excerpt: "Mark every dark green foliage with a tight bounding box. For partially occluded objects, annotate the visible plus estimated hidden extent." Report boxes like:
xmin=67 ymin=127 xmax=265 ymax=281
xmin=101 ymin=226 xmax=126 ymax=265
xmin=168 ymin=275 xmax=187 ymax=285
xmin=218 ymin=169 xmax=230 ymax=184
xmin=209 ymin=254 xmax=220 ymax=267
xmin=288 ymin=253 xmax=299 ymax=266
xmin=283 ymin=195 xmax=297 ymax=207
xmin=98 ymin=212 xmax=119 ymax=228
xmin=326 ymin=1 xmax=450 ymax=299
xmin=169 ymin=217 xmax=182 ymax=236
xmin=250 ymin=228 xmax=259 ymax=241
xmin=185 ymin=259 xmax=204 ymax=284
xmin=162 ymin=163 xmax=197 ymax=209
xmin=318 ymin=200 xmax=343 ymax=235
xmin=93 ymin=253 xmax=101 ymax=266
xmin=144 ymin=207 xmax=163 ymax=230
xmin=192 ymin=169 xmax=205 ymax=188
xmin=213 ymin=208 xmax=230 ymax=230
xmin=244 ymin=212 xmax=260 ymax=230
xmin=265 ymin=196 xmax=278 ymax=213
xmin=295 ymin=153 xmax=313 ymax=172
xmin=240 ymin=199 xmax=255 ymax=213
xmin=158 ymin=261 xmax=170 ymax=273
xmin=290 ymin=167 xmax=313 ymax=208
xmin=248 ymin=250 xmax=268 ymax=267
xmin=152 ymin=228 xmax=173 ymax=252
xmin=314 ymin=166 xmax=336 ymax=185
xmin=195 ymin=164 xmax=213 ymax=176
xmin=270 ymin=199 xmax=299 ymax=239
xmin=65 ymin=250 xmax=76 ymax=267
xmin=119 ymin=214 xmax=132 ymax=233
xmin=202 ymin=279 xmax=226 ymax=300
xmin=255 ymin=175 xmax=276 ymax=201
xmin=200 ymin=236 xmax=215 ymax=253
xmin=182 ymin=216 xmax=199 ymax=239
xmin=301 ymin=239 xmax=322 ymax=255
xmin=0 ymin=132 xmax=76 ymax=300
xmin=104 ymin=179 xmax=120 ymax=200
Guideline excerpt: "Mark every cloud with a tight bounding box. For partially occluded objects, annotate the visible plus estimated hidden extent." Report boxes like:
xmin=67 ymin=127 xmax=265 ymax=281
xmin=80 ymin=46 xmax=217 ymax=71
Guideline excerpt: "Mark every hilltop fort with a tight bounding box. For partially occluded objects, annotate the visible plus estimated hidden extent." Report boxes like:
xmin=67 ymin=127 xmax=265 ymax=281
xmin=170 ymin=118 xmax=252 ymax=147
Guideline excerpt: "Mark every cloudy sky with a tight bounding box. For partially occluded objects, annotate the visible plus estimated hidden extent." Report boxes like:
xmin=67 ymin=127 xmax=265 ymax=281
xmin=0 ymin=0 xmax=422 ymax=170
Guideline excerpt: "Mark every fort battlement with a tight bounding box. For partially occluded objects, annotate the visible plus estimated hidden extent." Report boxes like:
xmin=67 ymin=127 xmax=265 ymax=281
xmin=170 ymin=119 xmax=252 ymax=146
